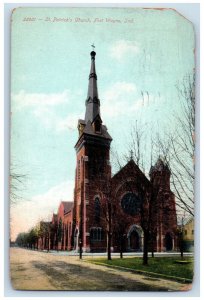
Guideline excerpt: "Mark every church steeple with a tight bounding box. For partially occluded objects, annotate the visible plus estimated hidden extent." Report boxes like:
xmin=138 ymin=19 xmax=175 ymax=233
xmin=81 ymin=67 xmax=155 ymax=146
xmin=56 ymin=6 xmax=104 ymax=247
xmin=73 ymin=48 xmax=113 ymax=254
xmin=85 ymin=50 xmax=100 ymax=123
xmin=76 ymin=48 xmax=112 ymax=143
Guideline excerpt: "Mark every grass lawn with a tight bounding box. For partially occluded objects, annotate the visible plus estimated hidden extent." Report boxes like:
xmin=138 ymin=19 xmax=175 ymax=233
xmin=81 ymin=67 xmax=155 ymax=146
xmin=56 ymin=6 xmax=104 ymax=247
xmin=89 ymin=256 xmax=194 ymax=280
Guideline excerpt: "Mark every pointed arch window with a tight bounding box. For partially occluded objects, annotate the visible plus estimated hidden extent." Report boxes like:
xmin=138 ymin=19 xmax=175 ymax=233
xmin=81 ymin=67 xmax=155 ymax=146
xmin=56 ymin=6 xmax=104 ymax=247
xmin=94 ymin=197 xmax=101 ymax=223
xmin=90 ymin=227 xmax=103 ymax=241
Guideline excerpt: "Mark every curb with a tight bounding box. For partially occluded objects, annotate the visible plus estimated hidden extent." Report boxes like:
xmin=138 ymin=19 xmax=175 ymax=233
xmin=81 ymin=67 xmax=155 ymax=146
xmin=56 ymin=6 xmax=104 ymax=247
xmin=85 ymin=261 xmax=192 ymax=284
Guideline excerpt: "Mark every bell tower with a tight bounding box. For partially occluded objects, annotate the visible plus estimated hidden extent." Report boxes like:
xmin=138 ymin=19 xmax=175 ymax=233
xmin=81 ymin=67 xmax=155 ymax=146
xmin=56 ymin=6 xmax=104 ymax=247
xmin=149 ymin=157 xmax=177 ymax=251
xmin=73 ymin=49 xmax=112 ymax=252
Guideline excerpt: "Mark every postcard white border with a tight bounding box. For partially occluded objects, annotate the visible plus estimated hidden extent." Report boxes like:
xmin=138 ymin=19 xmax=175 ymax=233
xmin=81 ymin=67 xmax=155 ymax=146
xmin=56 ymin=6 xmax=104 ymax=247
xmin=2 ymin=1 xmax=201 ymax=299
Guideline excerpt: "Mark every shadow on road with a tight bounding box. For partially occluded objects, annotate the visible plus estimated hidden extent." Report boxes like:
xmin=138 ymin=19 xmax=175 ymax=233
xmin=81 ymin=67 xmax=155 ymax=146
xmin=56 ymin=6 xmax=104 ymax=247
xmin=32 ymin=260 xmax=169 ymax=291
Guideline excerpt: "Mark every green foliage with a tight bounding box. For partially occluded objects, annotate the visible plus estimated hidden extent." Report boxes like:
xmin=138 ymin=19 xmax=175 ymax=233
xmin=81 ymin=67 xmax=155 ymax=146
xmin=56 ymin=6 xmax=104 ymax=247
xmin=15 ymin=232 xmax=29 ymax=246
xmin=15 ymin=224 xmax=41 ymax=247
xmin=90 ymin=256 xmax=194 ymax=280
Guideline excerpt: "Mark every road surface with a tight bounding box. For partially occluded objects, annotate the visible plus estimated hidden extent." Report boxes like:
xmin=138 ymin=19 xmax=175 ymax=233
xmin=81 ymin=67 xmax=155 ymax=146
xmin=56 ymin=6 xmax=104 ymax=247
xmin=10 ymin=248 xmax=191 ymax=291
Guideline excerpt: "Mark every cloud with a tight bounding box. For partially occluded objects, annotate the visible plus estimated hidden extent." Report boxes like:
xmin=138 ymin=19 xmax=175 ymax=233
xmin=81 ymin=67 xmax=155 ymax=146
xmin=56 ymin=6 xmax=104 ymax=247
xmin=101 ymin=82 xmax=160 ymax=120
xmin=109 ymin=40 xmax=140 ymax=60
xmin=56 ymin=112 xmax=84 ymax=132
xmin=32 ymin=106 xmax=58 ymax=128
xmin=12 ymin=90 xmax=70 ymax=109
xmin=11 ymin=86 xmax=159 ymax=133
xmin=32 ymin=109 xmax=84 ymax=132
xmin=10 ymin=180 xmax=74 ymax=241
xmin=11 ymin=90 xmax=83 ymax=133
xmin=102 ymin=81 xmax=137 ymax=118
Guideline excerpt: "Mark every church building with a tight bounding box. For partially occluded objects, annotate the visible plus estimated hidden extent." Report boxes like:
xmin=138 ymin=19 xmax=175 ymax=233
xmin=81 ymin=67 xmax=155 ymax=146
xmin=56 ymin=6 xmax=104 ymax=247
xmin=41 ymin=50 xmax=177 ymax=253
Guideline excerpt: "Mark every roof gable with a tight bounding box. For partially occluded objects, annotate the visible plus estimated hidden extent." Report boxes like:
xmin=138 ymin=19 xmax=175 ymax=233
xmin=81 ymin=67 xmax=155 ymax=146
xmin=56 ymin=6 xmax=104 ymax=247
xmin=112 ymin=159 xmax=150 ymax=187
xmin=61 ymin=201 xmax=74 ymax=214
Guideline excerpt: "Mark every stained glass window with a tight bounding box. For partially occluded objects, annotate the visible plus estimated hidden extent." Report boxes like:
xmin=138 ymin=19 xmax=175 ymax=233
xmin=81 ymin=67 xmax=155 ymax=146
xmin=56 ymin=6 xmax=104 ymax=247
xmin=121 ymin=192 xmax=141 ymax=216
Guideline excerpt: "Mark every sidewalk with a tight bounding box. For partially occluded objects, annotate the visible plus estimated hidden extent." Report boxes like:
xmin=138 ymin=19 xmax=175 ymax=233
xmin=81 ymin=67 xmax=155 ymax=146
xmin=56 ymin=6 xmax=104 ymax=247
xmin=47 ymin=250 xmax=193 ymax=257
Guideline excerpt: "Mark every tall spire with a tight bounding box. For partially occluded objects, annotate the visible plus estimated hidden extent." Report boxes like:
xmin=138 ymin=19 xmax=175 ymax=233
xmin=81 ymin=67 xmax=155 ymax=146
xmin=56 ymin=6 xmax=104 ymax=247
xmin=85 ymin=48 xmax=100 ymax=123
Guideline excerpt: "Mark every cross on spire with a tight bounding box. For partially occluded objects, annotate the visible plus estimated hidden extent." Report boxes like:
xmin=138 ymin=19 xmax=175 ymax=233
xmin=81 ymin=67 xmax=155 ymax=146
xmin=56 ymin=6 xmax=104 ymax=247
xmin=91 ymin=43 xmax=95 ymax=51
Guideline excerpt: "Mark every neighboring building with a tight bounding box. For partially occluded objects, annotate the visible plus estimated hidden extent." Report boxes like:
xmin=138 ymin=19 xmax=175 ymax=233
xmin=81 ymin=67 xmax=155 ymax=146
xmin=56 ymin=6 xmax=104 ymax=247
xmin=183 ymin=217 xmax=194 ymax=252
xmin=39 ymin=50 xmax=177 ymax=252
xmin=50 ymin=201 xmax=73 ymax=251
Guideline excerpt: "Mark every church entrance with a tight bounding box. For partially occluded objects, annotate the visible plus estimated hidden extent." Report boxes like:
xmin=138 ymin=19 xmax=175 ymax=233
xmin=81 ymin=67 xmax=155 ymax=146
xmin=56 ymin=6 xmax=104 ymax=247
xmin=165 ymin=232 xmax=173 ymax=251
xmin=129 ymin=230 xmax=140 ymax=251
xmin=127 ymin=225 xmax=143 ymax=252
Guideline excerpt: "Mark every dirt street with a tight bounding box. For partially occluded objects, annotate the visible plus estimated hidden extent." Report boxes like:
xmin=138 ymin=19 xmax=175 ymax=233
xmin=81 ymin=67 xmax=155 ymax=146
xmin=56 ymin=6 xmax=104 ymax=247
xmin=10 ymin=248 xmax=190 ymax=291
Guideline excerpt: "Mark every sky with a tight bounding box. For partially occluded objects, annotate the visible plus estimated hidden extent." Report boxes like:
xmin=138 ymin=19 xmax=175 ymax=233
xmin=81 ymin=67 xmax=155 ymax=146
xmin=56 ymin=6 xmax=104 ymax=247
xmin=10 ymin=7 xmax=195 ymax=240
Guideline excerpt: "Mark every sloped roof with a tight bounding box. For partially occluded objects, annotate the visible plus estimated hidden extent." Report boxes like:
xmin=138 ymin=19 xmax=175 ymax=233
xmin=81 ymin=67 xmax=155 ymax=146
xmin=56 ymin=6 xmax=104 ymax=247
xmin=112 ymin=159 xmax=150 ymax=186
xmin=83 ymin=120 xmax=93 ymax=134
xmin=78 ymin=119 xmax=86 ymax=125
xmin=184 ymin=216 xmax=194 ymax=226
xmin=61 ymin=201 xmax=74 ymax=214
xmin=83 ymin=120 xmax=112 ymax=140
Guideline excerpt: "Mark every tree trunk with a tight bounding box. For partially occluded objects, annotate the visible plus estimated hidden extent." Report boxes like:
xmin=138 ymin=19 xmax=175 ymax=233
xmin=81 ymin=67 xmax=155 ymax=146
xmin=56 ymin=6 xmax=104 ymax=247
xmin=107 ymin=232 xmax=112 ymax=260
xmin=47 ymin=235 xmax=50 ymax=252
xmin=79 ymin=240 xmax=83 ymax=259
xmin=120 ymin=236 xmax=123 ymax=259
xmin=151 ymin=238 xmax=154 ymax=258
xmin=143 ymin=231 xmax=149 ymax=265
xmin=107 ymin=201 xmax=112 ymax=260
xmin=56 ymin=236 xmax=59 ymax=252
xmin=180 ymin=235 xmax=184 ymax=258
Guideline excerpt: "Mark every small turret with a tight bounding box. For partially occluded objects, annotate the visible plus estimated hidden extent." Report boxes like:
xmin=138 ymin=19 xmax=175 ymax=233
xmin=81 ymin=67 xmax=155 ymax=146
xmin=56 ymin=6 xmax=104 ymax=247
xmin=149 ymin=157 xmax=171 ymax=190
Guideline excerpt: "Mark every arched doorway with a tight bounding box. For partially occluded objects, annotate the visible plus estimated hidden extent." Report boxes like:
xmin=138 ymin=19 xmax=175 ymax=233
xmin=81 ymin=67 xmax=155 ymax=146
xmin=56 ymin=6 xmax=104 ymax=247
xmin=165 ymin=232 xmax=173 ymax=251
xmin=127 ymin=225 xmax=143 ymax=252
xmin=130 ymin=230 xmax=140 ymax=251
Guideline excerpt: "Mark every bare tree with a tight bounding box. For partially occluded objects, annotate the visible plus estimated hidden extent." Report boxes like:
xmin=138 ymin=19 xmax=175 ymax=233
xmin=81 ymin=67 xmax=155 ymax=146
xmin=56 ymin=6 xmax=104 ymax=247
xmin=103 ymin=181 xmax=113 ymax=261
xmin=91 ymin=174 xmax=114 ymax=260
xmin=121 ymin=120 xmax=150 ymax=174
xmin=114 ymin=122 xmax=152 ymax=265
xmin=155 ymin=74 xmax=195 ymax=217
xmin=113 ymin=115 xmax=178 ymax=265
xmin=10 ymin=167 xmax=27 ymax=205
xmin=10 ymin=158 xmax=30 ymax=208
